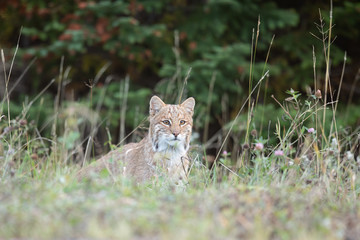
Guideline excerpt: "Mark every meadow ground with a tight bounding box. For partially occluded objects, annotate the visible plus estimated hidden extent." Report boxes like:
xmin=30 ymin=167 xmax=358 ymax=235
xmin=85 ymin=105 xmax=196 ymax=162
xmin=1 ymin=66 xmax=359 ymax=240
xmin=0 ymin=138 xmax=359 ymax=240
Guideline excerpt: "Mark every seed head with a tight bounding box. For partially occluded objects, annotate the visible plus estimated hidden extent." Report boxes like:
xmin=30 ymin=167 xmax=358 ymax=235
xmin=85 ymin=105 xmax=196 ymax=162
xmin=251 ymin=129 xmax=258 ymax=137
xmin=19 ymin=119 xmax=27 ymax=126
xmin=31 ymin=153 xmax=38 ymax=160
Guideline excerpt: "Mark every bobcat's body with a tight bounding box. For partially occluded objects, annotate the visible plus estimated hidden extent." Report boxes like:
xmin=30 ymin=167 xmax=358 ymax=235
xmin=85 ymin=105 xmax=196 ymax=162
xmin=77 ymin=96 xmax=195 ymax=184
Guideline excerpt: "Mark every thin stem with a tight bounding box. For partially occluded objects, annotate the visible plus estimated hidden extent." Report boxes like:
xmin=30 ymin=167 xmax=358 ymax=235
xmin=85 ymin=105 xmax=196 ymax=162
xmin=322 ymin=1 xmax=332 ymax=144
xmin=177 ymin=67 xmax=192 ymax=104
xmin=120 ymin=75 xmax=130 ymax=143
xmin=259 ymin=35 xmax=275 ymax=135
xmin=203 ymin=72 xmax=216 ymax=143
xmin=245 ymin=28 xmax=255 ymax=145
xmin=210 ymin=70 xmax=269 ymax=172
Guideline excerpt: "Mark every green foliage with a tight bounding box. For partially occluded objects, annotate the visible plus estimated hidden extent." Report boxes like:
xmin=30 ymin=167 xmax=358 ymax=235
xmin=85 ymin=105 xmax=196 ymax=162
xmin=91 ymin=81 xmax=151 ymax=129
xmin=58 ymin=131 xmax=80 ymax=150
xmin=1 ymin=0 xmax=302 ymax=131
xmin=0 ymin=93 xmax=54 ymax=138
xmin=157 ymin=0 xmax=298 ymax=120
xmin=329 ymin=1 xmax=360 ymax=41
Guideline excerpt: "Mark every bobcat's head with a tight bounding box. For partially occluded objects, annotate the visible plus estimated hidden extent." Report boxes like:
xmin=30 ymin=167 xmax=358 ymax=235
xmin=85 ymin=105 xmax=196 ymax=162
xmin=149 ymin=96 xmax=195 ymax=154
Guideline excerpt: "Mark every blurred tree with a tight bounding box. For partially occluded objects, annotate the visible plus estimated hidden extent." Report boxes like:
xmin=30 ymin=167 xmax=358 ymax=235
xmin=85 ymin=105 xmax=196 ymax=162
xmin=0 ymin=0 xmax=359 ymax=143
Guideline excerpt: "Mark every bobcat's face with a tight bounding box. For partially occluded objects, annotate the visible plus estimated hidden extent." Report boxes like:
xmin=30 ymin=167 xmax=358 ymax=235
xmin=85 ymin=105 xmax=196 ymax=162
xmin=149 ymin=96 xmax=195 ymax=153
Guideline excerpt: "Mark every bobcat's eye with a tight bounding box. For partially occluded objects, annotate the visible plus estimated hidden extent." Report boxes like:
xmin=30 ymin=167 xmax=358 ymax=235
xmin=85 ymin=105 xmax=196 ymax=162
xmin=162 ymin=120 xmax=171 ymax=126
xmin=180 ymin=120 xmax=186 ymax=125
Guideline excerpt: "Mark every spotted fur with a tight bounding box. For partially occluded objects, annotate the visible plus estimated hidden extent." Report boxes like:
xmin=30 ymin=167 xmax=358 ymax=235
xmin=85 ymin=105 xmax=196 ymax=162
xmin=77 ymin=96 xmax=195 ymax=184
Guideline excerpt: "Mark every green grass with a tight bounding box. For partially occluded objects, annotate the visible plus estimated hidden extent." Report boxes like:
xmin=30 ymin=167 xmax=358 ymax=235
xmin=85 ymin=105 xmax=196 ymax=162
xmin=1 ymin=123 xmax=360 ymax=240
xmin=1 ymin=167 xmax=359 ymax=239
xmin=1 ymin=80 xmax=359 ymax=239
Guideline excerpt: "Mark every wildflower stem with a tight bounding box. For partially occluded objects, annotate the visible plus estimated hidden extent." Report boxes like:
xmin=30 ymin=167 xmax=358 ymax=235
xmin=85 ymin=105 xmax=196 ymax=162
xmin=322 ymin=0 xmax=332 ymax=146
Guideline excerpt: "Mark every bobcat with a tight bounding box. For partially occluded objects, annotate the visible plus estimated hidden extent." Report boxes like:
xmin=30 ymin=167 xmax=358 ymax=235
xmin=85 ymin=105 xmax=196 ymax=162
xmin=76 ymin=95 xmax=195 ymax=184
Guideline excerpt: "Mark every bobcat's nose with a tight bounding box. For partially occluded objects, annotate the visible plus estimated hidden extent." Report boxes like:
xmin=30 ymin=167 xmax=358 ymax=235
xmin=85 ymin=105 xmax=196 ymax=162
xmin=172 ymin=132 xmax=180 ymax=138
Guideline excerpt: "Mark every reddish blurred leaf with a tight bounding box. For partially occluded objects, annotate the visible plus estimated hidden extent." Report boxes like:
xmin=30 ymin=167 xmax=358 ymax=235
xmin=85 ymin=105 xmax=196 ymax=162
xmin=68 ymin=23 xmax=82 ymax=30
xmin=189 ymin=41 xmax=197 ymax=50
xmin=59 ymin=33 xmax=72 ymax=41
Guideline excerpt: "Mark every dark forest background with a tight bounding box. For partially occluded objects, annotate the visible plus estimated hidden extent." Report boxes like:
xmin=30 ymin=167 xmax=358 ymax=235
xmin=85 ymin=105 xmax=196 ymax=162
xmin=0 ymin=0 xmax=359 ymax=157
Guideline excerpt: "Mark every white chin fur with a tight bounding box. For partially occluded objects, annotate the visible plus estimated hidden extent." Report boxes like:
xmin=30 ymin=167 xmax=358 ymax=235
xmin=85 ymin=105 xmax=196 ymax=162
xmin=154 ymin=134 xmax=187 ymax=154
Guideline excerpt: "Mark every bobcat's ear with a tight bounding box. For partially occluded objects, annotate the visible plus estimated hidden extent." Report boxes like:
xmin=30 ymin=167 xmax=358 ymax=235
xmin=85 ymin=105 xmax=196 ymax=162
xmin=181 ymin=97 xmax=195 ymax=116
xmin=150 ymin=95 xmax=165 ymax=117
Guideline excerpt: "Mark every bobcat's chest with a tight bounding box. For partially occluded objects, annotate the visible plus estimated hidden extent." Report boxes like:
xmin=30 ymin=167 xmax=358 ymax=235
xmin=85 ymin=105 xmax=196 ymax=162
xmin=150 ymin=150 xmax=188 ymax=183
xmin=152 ymin=150 xmax=183 ymax=168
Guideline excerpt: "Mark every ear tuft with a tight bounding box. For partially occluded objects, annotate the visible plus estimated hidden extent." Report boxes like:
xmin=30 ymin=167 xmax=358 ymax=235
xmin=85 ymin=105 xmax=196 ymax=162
xmin=149 ymin=96 xmax=165 ymax=116
xmin=181 ymin=97 xmax=195 ymax=116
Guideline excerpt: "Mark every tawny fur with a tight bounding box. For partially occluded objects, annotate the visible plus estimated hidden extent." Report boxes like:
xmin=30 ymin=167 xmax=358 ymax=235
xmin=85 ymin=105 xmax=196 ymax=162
xmin=76 ymin=96 xmax=195 ymax=184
